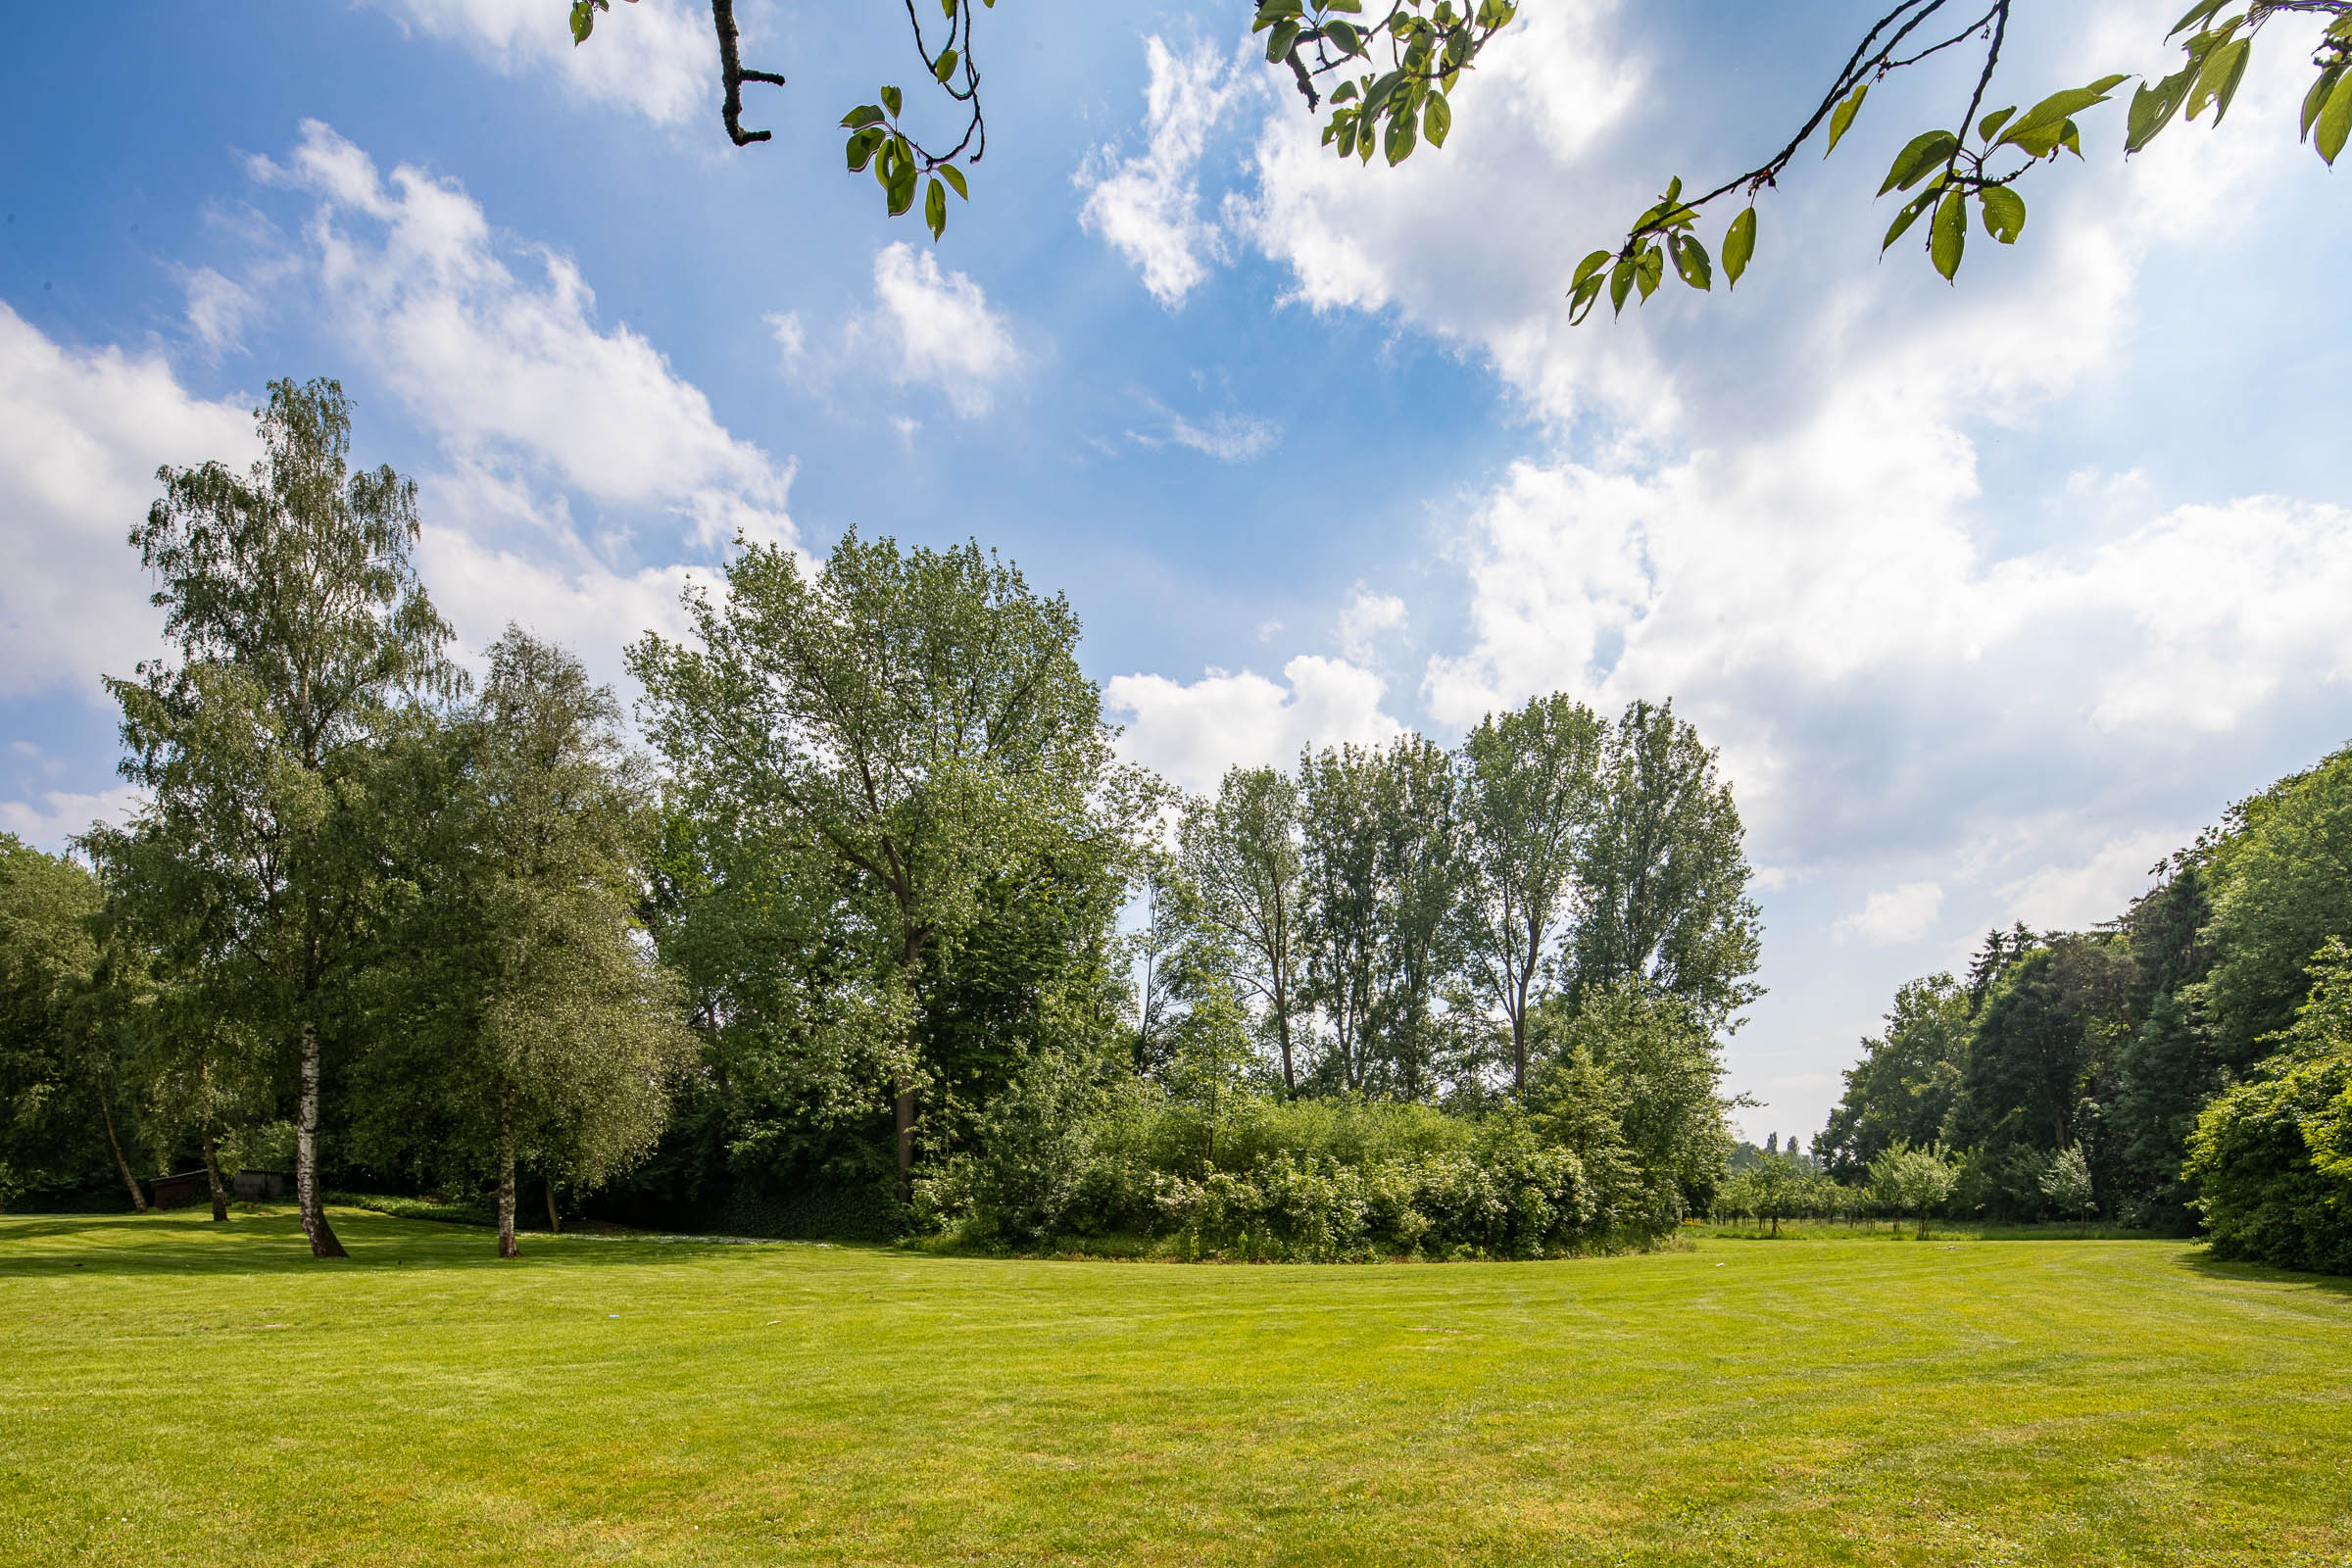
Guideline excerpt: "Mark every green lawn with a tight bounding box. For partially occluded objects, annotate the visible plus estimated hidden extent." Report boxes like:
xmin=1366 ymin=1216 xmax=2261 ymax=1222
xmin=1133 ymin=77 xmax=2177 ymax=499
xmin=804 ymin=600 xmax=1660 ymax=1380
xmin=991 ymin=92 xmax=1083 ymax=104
xmin=3 ymin=1209 xmax=2347 ymax=1566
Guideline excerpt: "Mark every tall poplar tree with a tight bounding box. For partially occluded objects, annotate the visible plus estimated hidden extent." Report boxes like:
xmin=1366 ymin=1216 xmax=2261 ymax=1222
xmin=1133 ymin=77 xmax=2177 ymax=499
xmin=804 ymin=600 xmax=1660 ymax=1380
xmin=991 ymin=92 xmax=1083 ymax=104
xmin=89 ymin=378 xmax=454 ymax=1258
xmin=1178 ymin=766 xmax=1307 ymax=1094
xmin=1564 ymin=701 xmax=1762 ymax=1029
xmin=1451 ymin=694 xmax=1604 ymax=1094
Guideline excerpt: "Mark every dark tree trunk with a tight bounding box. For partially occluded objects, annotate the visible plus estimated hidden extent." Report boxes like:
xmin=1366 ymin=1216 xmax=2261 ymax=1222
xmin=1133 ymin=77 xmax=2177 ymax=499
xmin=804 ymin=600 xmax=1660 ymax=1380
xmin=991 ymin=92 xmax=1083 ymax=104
xmin=200 ymin=1060 xmax=228 ymax=1221
xmin=497 ymin=1099 xmax=518 ymax=1259
xmin=894 ymin=1083 xmax=915 ymax=1205
xmin=98 ymin=1091 xmax=147 ymax=1212
xmin=296 ymin=1021 xmax=347 ymax=1258
xmin=202 ymin=1134 xmax=229 ymax=1222
xmin=545 ymin=1176 xmax=562 ymax=1236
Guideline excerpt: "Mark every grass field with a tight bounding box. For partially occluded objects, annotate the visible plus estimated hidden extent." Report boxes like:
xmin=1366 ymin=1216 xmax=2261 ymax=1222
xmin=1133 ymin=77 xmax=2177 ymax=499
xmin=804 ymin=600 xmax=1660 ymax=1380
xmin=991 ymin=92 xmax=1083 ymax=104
xmin=2 ymin=1208 xmax=2347 ymax=1566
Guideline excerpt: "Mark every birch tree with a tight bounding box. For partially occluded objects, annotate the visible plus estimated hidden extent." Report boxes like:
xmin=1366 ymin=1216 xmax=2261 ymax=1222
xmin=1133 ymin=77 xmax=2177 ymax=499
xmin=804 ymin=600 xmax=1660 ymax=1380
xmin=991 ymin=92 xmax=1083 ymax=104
xmin=89 ymin=379 xmax=455 ymax=1258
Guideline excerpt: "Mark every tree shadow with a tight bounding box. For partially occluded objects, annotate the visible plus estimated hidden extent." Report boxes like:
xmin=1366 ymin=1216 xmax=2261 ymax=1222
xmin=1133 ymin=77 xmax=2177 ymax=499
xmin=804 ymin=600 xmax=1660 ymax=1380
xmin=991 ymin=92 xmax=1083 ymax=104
xmin=2177 ymin=1248 xmax=2352 ymax=1298
xmin=0 ymin=1208 xmax=860 ymax=1278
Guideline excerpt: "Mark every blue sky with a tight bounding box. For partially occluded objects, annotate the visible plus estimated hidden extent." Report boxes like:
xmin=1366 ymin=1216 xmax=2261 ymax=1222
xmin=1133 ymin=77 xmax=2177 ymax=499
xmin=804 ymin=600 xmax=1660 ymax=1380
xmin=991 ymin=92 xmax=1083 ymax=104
xmin=5 ymin=1 xmax=2348 ymax=1143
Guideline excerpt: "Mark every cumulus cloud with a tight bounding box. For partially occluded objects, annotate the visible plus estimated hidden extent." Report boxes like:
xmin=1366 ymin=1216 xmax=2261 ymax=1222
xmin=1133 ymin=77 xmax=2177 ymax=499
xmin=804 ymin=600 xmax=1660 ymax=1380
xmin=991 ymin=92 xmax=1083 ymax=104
xmin=368 ymin=0 xmax=715 ymax=127
xmin=1334 ymin=585 xmax=1407 ymax=665
xmin=1836 ymin=882 xmax=1944 ymax=947
xmin=252 ymin=120 xmax=797 ymax=553
xmin=1105 ymin=655 xmax=1404 ymax=792
xmin=862 ymin=242 xmax=1018 ymax=417
xmin=0 ymin=784 xmax=144 ymax=855
xmin=0 ymin=303 xmax=255 ymax=704
xmin=1077 ymin=36 xmax=1252 ymax=307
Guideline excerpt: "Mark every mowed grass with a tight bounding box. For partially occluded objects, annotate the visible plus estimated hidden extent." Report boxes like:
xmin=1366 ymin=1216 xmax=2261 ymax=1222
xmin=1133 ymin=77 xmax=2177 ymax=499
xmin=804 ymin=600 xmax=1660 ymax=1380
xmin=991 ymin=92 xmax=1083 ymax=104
xmin=3 ymin=1210 xmax=2348 ymax=1566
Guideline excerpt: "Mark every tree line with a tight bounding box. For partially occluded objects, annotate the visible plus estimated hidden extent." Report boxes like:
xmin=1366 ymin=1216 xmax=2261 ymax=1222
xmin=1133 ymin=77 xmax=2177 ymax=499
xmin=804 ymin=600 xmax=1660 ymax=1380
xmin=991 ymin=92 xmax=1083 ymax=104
xmin=1816 ymin=746 xmax=2352 ymax=1272
xmin=0 ymin=379 xmax=1763 ymax=1260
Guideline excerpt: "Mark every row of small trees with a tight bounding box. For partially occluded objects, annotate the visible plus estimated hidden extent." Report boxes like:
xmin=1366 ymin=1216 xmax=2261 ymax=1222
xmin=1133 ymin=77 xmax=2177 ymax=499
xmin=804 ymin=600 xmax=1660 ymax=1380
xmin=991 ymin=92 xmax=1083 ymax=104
xmin=1714 ymin=1141 xmax=2095 ymax=1238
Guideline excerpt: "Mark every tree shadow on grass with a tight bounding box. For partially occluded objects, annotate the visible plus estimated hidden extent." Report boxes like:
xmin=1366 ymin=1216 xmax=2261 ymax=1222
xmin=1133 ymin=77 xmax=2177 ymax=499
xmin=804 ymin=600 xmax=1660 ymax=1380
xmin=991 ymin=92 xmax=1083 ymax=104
xmin=0 ymin=1208 xmax=853 ymax=1278
xmin=2176 ymin=1248 xmax=2352 ymax=1299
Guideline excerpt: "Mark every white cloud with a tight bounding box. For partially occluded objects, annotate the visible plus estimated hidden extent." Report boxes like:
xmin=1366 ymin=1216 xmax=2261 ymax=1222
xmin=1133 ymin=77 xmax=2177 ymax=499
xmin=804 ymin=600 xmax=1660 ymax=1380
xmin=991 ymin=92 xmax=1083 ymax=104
xmin=253 ymin=120 xmax=796 ymax=553
xmin=1835 ymin=882 xmax=1944 ymax=947
xmin=0 ymin=784 xmax=145 ymax=855
xmin=1997 ymin=828 xmax=2182 ymax=937
xmin=862 ymin=242 xmax=1018 ymax=418
xmin=1334 ymin=585 xmax=1407 ymax=665
xmin=1236 ymin=0 xmax=1658 ymax=428
xmin=1105 ymin=654 xmax=1404 ymax=792
xmin=368 ymin=0 xmax=714 ymax=128
xmin=1127 ymin=401 xmax=1281 ymax=462
xmin=181 ymin=266 xmax=257 ymax=353
xmin=765 ymin=310 xmax=807 ymax=373
xmin=1077 ymin=36 xmax=1252 ymax=308
xmin=0 ymin=303 xmax=256 ymax=704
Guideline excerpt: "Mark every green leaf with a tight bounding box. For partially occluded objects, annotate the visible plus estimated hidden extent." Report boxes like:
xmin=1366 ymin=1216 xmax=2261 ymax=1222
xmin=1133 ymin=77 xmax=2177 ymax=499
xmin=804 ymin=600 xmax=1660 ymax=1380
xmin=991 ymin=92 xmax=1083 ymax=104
xmin=1978 ymin=184 xmax=2026 ymax=244
xmin=1609 ymin=257 xmax=1635 ymax=316
xmin=2301 ymin=64 xmax=2341 ymax=138
xmin=1827 ymin=83 xmax=1869 ymax=157
xmin=2187 ymin=38 xmax=2251 ymax=124
xmin=1384 ymin=107 xmax=1418 ymax=165
xmin=1930 ymin=189 xmax=1966 ymax=281
xmin=943 ymin=0 xmax=956 ymax=16
xmin=1571 ymin=249 xmax=1613 ymax=289
xmin=939 ymin=164 xmax=969 ymax=200
xmin=1997 ymin=80 xmax=2126 ymax=149
xmin=1634 ymin=244 xmax=1663 ymax=301
xmin=1879 ymin=130 xmax=1959 ymax=195
xmin=881 ymin=85 xmax=905 ymax=118
xmin=1331 ymin=80 xmax=1359 ymax=104
xmin=2318 ymin=70 xmax=2352 ymax=166
xmin=1337 ymin=118 xmax=1358 ymax=159
xmin=925 ymin=178 xmax=948 ymax=240
xmin=568 ymin=0 xmax=600 ymax=45
xmin=1881 ymin=188 xmax=1936 ymax=253
xmin=1424 ymin=92 xmax=1452 ymax=148
xmin=1723 ymin=207 xmax=1755 ymax=288
xmin=934 ymin=47 xmax=959 ymax=83
xmin=1671 ymin=233 xmax=1712 ymax=291
xmin=842 ymin=105 xmax=886 ymax=129
xmin=847 ymin=128 xmax=885 ymax=172
xmin=1977 ymin=106 xmax=2016 ymax=143
xmin=2128 ymin=67 xmax=2194 ymax=154
xmin=1325 ymin=19 xmax=1361 ymax=54
xmin=1266 ymin=20 xmax=1301 ymax=62
xmin=1567 ymin=272 xmax=1605 ymax=324
xmin=2168 ymin=0 xmax=2228 ymax=39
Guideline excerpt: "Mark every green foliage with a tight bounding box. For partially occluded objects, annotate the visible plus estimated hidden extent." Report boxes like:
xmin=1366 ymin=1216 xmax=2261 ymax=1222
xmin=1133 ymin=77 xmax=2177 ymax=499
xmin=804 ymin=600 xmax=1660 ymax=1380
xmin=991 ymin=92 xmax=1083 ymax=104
xmin=2193 ymin=745 xmax=2352 ymax=1066
xmin=1562 ymin=700 xmax=1760 ymax=1028
xmin=85 ymin=377 xmax=456 ymax=1255
xmin=1869 ymin=1139 xmax=1958 ymax=1238
xmin=1818 ymin=973 xmax=1968 ymax=1180
xmin=1450 ymin=693 xmax=1603 ymax=1092
xmin=0 ymin=835 xmax=110 ymax=1200
xmin=2184 ymin=938 xmax=2352 ymax=1275
xmin=630 ymin=529 xmax=1134 ymax=1204
xmin=1586 ymin=2 xmax=2349 ymax=314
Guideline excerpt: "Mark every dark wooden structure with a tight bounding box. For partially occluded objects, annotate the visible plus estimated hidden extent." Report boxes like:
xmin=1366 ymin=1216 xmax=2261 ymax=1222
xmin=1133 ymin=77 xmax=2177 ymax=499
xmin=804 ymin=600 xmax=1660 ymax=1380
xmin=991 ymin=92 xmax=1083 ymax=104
xmin=149 ymin=1171 xmax=210 ymax=1208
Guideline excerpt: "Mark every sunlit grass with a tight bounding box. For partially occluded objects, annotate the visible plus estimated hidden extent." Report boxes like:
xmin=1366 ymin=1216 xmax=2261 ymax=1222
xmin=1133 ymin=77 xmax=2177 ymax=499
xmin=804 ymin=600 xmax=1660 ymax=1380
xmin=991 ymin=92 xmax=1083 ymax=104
xmin=3 ymin=1206 xmax=2346 ymax=1565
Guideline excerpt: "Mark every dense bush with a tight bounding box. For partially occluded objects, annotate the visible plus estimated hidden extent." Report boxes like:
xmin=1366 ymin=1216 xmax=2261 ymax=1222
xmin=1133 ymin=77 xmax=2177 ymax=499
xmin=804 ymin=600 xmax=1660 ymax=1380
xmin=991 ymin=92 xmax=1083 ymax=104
xmin=915 ymin=987 xmax=1727 ymax=1262
xmin=2185 ymin=940 xmax=2352 ymax=1275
